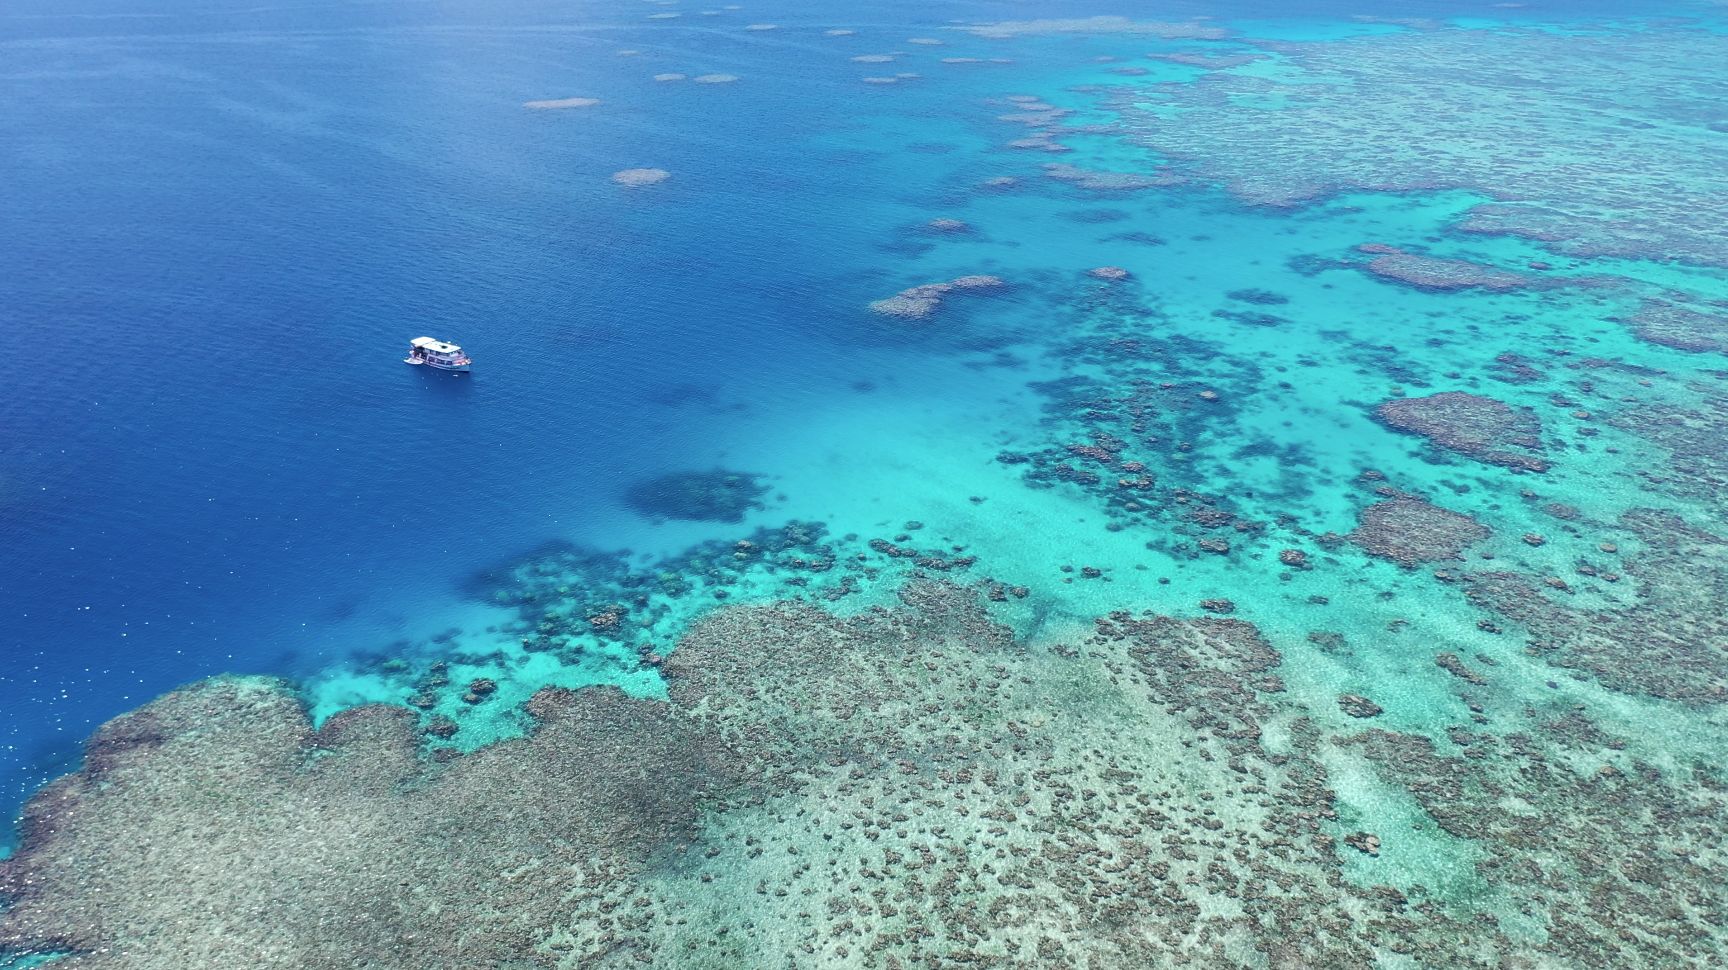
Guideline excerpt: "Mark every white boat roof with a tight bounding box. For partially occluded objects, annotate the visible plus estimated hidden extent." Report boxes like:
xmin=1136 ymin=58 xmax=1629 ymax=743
xmin=410 ymin=337 xmax=462 ymax=353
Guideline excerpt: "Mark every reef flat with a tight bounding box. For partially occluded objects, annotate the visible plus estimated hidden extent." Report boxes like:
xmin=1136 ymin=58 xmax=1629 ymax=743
xmin=6 ymin=581 xmax=1724 ymax=968
xmin=1107 ymin=23 xmax=1728 ymax=268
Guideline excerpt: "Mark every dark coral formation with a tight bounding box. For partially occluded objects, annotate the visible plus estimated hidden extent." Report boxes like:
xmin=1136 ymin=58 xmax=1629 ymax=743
xmin=1349 ymin=496 xmax=1491 ymax=566
xmin=1042 ymin=163 xmax=1171 ymax=192
xmin=1358 ymin=246 xmax=1532 ymax=292
xmin=1623 ymin=298 xmax=1728 ymax=353
xmin=1461 ymin=509 xmax=1728 ymax=703
xmin=624 ymin=469 xmax=770 ymax=523
xmin=8 ymin=584 xmax=1723 ymax=968
xmin=0 ymin=677 xmax=725 ymax=968
xmin=868 ymin=274 xmax=1008 ymax=320
xmin=988 ymin=297 xmax=1320 ymax=562
xmin=462 ymin=518 xmax=991 ymax=682
xmin=1608 ymin=375 xmax=1728 ymax=505
xmin=1338 ymin=693 xmax=1383 ymax=718
xmin=1376 ymin=392 xmax=1548 ymax=472
xmin=1344 ymin=720 xmax=1728 ymax=965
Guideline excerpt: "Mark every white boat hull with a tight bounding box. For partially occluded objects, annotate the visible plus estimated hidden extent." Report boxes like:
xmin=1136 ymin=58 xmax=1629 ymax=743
xmin=405 ymin=342 xmax=471 ymax=372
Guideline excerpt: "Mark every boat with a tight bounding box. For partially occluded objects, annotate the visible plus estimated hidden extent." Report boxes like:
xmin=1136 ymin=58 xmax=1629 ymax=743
xmin=404 ymin=337 xmax=472 ymax=372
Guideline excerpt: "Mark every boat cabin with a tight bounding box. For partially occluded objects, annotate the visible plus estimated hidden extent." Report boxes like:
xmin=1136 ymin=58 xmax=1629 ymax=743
xmin=405 ymin=336 xmax=472 ymax=371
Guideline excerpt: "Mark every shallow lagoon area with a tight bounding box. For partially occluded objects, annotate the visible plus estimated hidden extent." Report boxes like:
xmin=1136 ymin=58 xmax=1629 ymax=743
xmin=2 ymin=0 xmax=1727 ymax=966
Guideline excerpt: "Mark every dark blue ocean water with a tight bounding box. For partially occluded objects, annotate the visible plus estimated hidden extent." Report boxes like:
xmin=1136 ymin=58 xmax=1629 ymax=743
xmin=0 ymin=0 xmax=1694 ymax=845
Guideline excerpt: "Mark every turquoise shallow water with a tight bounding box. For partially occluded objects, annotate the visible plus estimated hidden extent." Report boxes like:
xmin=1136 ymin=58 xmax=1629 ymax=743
xmin=3 ymin=0 xmax=1728 ymax=966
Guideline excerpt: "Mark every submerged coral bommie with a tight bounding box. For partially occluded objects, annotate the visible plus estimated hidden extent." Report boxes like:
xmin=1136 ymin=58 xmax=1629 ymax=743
xmin=868 ymin=275 xmax=1006 ymax=320
xmin=623 ymin=469 xmax=770 ymax=523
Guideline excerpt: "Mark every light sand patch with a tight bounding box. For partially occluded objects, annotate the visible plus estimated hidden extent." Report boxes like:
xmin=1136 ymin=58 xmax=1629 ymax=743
xmin=612 ymin=168 xmax=671 ymax=187
xmin=523 ymin=97 xmax=600 ymax=110
xmin=693 ymin=73 xmax=739 ymax=83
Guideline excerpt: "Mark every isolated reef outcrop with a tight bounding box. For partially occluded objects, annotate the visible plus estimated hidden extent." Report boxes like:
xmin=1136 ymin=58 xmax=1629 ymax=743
xmin=1357 ymin=246 xmax=1532 ymax=292
xmin=1043 ymin=163 xmax=1172 ymax=192
xmin=1349 ymin=496 xmax=1491 ymax=565
xmin=868 ymin=274 xmax=1006 ymax=320
xmin=624 ymin=469 xmax=769 ymax=523
xmin=4 ymin=581 xmax=1725 ymax=967
xmin=1376 ymin=391 xmax=1548 ymax=472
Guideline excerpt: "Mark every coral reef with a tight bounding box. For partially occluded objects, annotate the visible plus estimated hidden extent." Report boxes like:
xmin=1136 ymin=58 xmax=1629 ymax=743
xmin=1376 ymin=392 xmax=1548 ymax=472
xmin=1150 ymin=52 xmax=1264 ymax=69
xmin=0 ymin=677 xmax=723 ymax=969
xmin=868 ymin=275 xmax=1007 ymax=320
xmin=1349 ymin=497 xmax=1491 ymax=566
xmin=1461 ymin=509 xmax=1728 ymax=703
xmin=1608 ymin=375 xmax=1728 ymax=505
xmin=1357 ymin=246 xmax=1532 ymax=292
xmin=1108 ymin=27 xmax=1728 ymax=265
xmin=1344 ymin=719 xmax=1728 ymax=966
xmin=623 ymin=469 xmax=769 ymax=523
xmin=1622 ymin=299 xmax=1728 ymax=354
xmin=8 ymin=583 xmax=1722 ymax=968
xmin=1042 ymin=163 xmax=1171 ymax=192
xmin=966 ymin=16 xmax=1229 ymax=41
